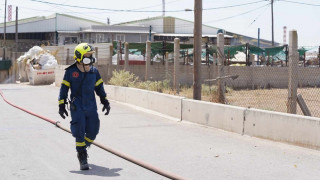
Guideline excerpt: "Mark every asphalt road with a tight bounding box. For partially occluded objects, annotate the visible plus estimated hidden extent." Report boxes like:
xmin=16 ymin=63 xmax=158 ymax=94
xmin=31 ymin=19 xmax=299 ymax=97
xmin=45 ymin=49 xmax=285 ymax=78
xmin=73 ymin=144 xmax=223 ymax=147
xmin=0 ymin=83 xmax=320 ymax=180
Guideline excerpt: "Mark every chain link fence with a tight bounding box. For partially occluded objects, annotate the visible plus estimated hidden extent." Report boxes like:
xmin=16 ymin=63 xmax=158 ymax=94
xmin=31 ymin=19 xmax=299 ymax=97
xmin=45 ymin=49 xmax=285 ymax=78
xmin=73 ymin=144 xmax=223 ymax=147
xmin=112 ymin=40 xmax=320 ymax=118
xmin=220 ymin=44 xmax=320 ymax=118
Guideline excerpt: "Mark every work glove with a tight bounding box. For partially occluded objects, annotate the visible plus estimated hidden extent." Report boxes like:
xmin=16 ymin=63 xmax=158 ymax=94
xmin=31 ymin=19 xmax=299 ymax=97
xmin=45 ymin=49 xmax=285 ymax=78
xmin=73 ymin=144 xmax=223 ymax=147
xmin=100 ymin=96 xmax=111 ymax=115
xmin=59 ymin=100 xmax=69 ymax=119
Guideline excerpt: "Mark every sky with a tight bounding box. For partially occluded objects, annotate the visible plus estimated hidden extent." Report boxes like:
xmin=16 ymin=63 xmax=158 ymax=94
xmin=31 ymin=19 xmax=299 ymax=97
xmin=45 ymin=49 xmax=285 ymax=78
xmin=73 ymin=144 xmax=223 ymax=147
xmin=0 ymin=0 xmax=319 ymax=47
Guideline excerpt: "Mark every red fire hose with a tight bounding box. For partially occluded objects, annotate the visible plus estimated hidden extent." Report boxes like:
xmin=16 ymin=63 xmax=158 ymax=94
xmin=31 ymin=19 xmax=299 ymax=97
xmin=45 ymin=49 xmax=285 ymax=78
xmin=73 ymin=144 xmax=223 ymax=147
xmin=0 ymin=89 xmax=187 ymax=180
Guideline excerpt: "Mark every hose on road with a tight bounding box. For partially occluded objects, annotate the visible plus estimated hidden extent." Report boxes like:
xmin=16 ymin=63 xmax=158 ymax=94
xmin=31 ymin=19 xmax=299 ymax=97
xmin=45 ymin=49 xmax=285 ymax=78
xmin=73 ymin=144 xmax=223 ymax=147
xmin=0 ymin=89 xmax=187 ymax=180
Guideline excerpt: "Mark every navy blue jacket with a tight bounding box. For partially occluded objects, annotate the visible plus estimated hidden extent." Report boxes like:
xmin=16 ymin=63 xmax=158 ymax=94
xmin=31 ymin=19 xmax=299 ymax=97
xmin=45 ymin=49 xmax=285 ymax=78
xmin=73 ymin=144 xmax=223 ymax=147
xmin=58 ymin=64 xmax=106 ymax=111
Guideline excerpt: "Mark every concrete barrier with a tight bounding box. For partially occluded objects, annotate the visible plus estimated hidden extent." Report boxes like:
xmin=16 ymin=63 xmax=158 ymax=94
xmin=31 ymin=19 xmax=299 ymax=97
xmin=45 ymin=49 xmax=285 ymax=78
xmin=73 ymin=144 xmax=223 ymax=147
xmin=125 ymin=87 xmax=149 ymax=110
xmin=244 ymin=108 xmax=320 ymax=150
xmin=182 ymin=99 xmax=246 ymax=134
xmin=147 ymin=91 xmax=183 ymax=119
xmin=105 ymin=85 xmax=184 ymax=120
xmin=105 ymin=85 xmax=126 ymax=102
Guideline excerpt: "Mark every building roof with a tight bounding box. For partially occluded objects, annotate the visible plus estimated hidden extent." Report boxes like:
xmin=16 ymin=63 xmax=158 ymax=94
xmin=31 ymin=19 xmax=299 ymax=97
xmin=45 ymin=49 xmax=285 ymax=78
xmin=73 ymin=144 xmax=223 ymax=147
xmin=0 ymin=13 xmax=105 ymax=28
xmin=117 ymin=16 xmax=279 ymax=46
xmin=116 ymin=16 xmax=221 ymax=30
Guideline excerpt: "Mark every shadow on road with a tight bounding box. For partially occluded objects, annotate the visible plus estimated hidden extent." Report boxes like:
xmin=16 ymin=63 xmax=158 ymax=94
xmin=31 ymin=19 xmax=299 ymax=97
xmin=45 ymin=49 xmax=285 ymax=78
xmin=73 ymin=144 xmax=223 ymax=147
xmin=70 ymin=164 xmax=122 ymax=177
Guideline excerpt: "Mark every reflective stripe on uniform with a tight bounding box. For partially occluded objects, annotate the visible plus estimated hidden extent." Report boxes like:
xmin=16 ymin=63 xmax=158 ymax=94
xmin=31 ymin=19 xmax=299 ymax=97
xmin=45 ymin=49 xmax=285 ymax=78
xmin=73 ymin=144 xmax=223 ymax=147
xmin=76 ymin=142 xmax=86 ymax=147
xmin=95 ymin=78 xmax=103 ymax=87
xmin=62 ymin=80 xmax=70 ymax=87
xmin=85 ymin=137 xmax=94 ymax=143
xmin=59 ymin=99 xmax=64 ymax=104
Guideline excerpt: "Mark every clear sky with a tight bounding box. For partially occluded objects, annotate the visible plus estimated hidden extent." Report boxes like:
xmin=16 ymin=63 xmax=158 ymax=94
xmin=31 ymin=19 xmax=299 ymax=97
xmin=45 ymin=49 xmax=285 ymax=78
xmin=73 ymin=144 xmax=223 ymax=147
xmin=0 ymin=0 xmax=319 ymax=47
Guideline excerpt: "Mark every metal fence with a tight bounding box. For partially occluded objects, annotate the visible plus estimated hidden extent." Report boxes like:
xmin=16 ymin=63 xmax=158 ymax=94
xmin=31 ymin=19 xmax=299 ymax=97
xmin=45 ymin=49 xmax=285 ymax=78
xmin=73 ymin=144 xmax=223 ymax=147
xmin=111 ymin=40 xmax=320 ymax=118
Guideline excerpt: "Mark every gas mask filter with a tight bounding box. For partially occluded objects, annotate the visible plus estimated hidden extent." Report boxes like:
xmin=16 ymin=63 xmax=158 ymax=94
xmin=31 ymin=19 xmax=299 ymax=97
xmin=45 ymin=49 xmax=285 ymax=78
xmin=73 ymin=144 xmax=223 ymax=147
xmin=82 ymin=57 xmax=96 ymax=65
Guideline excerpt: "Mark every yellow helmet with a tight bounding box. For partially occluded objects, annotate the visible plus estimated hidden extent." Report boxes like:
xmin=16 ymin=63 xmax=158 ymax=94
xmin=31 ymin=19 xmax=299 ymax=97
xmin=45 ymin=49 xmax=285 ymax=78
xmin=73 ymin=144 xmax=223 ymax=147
xmin=74 ymin=43 xmax=95 ymax=63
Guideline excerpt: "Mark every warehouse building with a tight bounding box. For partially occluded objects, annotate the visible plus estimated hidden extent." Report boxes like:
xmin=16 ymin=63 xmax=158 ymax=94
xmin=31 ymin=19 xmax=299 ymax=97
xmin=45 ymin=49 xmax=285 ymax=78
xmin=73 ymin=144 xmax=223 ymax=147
xmin=0 ymin=13 xmax=277 ymax=51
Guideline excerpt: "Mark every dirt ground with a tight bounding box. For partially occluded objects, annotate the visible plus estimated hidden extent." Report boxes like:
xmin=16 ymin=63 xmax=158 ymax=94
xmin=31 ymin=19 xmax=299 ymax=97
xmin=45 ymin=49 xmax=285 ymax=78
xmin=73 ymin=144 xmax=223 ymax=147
xmin=179 ymin=87 xmax=320 ymax=118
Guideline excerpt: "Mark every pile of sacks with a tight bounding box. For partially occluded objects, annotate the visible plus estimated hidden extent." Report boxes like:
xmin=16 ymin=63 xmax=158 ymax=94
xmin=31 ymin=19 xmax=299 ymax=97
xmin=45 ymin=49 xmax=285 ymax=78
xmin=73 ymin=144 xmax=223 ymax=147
xmin=17 ymin=46 xmax=58 ymax=82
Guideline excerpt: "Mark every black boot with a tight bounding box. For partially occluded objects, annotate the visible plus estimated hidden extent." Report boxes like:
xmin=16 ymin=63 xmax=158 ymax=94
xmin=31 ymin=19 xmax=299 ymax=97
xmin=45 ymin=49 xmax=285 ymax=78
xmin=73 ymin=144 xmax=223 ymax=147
xmin=77 ymin=150 xmax=89 ymax=170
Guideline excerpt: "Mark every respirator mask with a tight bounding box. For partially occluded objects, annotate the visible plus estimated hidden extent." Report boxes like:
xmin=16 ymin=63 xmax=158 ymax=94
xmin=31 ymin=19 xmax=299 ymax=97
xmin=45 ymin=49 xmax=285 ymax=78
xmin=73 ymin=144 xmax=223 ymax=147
xmin=82 ymin=57 xmax=96 ymax=65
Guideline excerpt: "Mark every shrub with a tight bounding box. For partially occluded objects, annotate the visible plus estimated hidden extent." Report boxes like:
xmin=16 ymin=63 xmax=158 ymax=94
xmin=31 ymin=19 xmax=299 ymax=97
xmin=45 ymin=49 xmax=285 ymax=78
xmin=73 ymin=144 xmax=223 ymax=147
xmin=108 ymin=70 xmax=139 ymax=87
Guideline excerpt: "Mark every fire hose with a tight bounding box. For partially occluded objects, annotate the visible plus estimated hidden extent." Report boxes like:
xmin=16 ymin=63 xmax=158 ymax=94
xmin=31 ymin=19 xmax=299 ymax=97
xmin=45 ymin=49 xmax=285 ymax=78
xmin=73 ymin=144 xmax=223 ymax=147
xmin=0 ymin=89 xmax=187 ymax=180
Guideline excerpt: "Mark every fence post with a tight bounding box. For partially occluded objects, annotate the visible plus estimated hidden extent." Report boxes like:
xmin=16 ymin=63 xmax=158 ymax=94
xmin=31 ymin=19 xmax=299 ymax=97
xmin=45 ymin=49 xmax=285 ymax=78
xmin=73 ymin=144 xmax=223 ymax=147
xmin=108 ymin=45 xmax=113 ymax=79
xmin=287 ymin=30 xmax=299 ymax=114
xmin=297 ymin=94 xmax=311 ymax=116
xmin=285 ymin=45 xmax=288 ymax=66
xmin=124 ymin=42 xmax=129 ymax=71
xmin=228 ymin=50 xmax=230 ymax=66
xmin=318 ymin=46 xmax=320 ymax=67
xmin=162 ymin=40 xmax=166 ymax=65
xmin=95 ymin=47 xmax=98 ymax=62
xmin=174 ymin=38 xmax=180 ymax=93
xmin=145 ymin=41 xmax=151 ymax=81
xmin=217 ymin=33 xmax=225 ymax=103
xmin=213 ymin=53 xmax=217 ymax=67
xmin=165 ymin=51 xmax=169 ymax=79
xmin=250 ymin=54 xmax=255 ymax=66
xmin=66 ymin=48 xmax=69 ymax=65
xmin=186 ymin=50 xmax=189 ymax=65
xmin=116 ymin=50 xmax=121 ymax=68
xmin=246 ymin=43 xmax=249 ymax=66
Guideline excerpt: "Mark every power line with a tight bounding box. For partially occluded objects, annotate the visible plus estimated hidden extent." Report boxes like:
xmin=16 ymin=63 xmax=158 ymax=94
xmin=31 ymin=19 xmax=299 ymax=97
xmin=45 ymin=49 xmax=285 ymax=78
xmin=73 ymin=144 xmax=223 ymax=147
xmin=28 ymin=0 xmax=186 ymax=12
xmin=279 ymin=0 xmax=320 ymax=6
xmin=241 ymin=3 xmax=271 ymax=34
xmin=204 ymin=2 xmax=270 ymax=23
xmin=129 ymin=0 xmax=182 ymax=11
xmin=203 ymin=0 xmax=266 ymax=10
xmin=28 ymin=0 xmax=269 ymax=12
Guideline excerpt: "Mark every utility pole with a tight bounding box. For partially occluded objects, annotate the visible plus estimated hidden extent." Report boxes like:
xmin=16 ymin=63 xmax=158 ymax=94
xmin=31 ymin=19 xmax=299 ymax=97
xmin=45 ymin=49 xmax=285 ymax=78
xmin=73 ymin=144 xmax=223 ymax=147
xmin=193 ymin=0 xmax=202 ymax=100
xmin=258 ymin=28 xmax=260 ymax=65
xmin=271 ymin=0 xmax=274 ymax=46
xmin=162 ymin=0 xmax=165 ymax=17
xmin=149 ymin=25 xmax=152 ymax=41
xmin=4 ymin=0 xmax=7 ymax=47
xmin=15 ymin=6 xmax=18 ymax=51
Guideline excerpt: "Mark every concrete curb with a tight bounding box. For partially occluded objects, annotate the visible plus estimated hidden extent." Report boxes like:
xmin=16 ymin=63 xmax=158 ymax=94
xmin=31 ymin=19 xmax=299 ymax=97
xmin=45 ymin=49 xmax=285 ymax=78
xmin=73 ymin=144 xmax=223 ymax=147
xmin=105 ymin=85 xmax=184 ymax=120
xmin=244 ymin=108 xmax=320 ymax=150
xmin=181 ymin=99 xmax=245 ymax=135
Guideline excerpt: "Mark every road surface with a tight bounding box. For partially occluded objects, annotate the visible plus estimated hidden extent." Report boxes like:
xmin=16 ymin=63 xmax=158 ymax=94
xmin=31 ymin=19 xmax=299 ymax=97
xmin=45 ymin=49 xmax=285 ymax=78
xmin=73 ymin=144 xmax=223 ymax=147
xmin=0 ymin=83 xmax=320 ymax=180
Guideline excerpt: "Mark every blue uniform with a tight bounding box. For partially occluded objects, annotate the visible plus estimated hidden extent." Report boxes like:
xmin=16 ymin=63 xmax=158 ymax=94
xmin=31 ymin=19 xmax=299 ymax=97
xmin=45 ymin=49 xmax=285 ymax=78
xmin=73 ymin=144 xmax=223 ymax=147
xmin=58 ymin=64 xmax=106 ymax=151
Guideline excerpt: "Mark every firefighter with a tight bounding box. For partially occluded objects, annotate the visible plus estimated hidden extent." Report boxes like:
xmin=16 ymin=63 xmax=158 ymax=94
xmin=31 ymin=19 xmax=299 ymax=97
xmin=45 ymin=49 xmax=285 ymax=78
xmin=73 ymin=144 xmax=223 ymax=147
xmin=58 ymin=43 xmax=111 ymax=170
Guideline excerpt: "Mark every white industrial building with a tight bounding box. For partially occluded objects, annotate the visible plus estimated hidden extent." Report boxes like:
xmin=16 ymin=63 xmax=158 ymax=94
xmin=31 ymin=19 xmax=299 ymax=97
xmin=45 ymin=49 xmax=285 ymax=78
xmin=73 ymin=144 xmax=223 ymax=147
xmin=117 ymin=16 xmax=277 ymax=47
xmin=0 ymin=13 xmax=153 ymax=51
xmin=0 ymin=13 xmax=277 ymax=51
